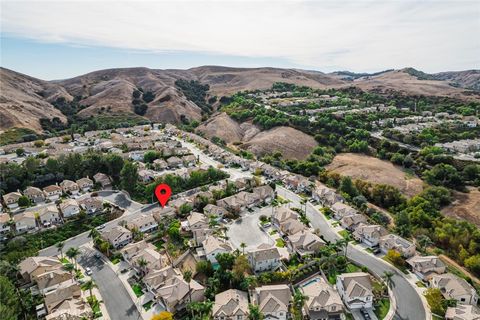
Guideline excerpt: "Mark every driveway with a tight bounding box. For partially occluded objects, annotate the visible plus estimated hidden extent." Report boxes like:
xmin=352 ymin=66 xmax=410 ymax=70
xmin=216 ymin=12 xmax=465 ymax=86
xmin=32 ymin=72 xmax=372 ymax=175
xmin=227 ymin=206 xmax=275 ymax=250
xmin=276 ymin=186 xmax=426 ymax=320
xmin=78 ymin=247 xmax=141 ymax=320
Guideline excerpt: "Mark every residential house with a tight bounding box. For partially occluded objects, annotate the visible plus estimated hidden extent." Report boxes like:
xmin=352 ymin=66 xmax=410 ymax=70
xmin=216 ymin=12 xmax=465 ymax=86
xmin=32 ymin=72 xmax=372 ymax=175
xmin=331 ymin=202 xmax=357 ymax=220
xmin=182 ymin=154 xmax=197 ymax=167
xmin=312 ymin=185 xmax=344 ymax=206
xmin=14 ymin=211 xmax=37 ymax=233
xmin=76 ymin=177 xmax=94 ymax=192
xmin=247 ymin=243 xmax=281 ymax=273
xmin=152 ymin=206 xmax=176 ymax=221
xmin=285 ymin=175 xmax=311 ymax=193
xmin=170 ymin=197 xmax=194 ymax=213
xmin=340 ymin=214 xmax=367 ymax=231
xmin=60 ymin=180 xmax=80 ymax=195
xmin=271 ymin=207 xmax=298 ymax=229
xmin=3 ymin=191 xmax=22 ymax=209
xmin=167 ymin=156 xmax=183 ymax=168
xmin=44 ymin=298 xmax=92 ymax=320
xmin=212 ymin=289 xmax=249 ymax=320
xmin=44 ymin=281 xmax=82 ymax=314
xmin=279 ymin=218 xmax=306 ymax=236
xmin=121 ymin=241 xmax=165 ymax=274
xmin=101 ymin=225 xmax=133 ymax=249
xmin=59 ymin=199 xmax=80 ymax=218
xmin=93 ymin=172 xmax=111 ymax=188
xmin=203 ymin=204 xmax=228 ymax=218
xmin=406 ymin=255 xmax=446 ymax=280
xmin=0 ymin=213 xmax=11 ymax=234
xmin=144 ymin=266 xmax=180 ymax=297
xmin=250 ymin=285 xmax=291 ymax=320
xmin=38 ymin=205 xmax=61 ymax=227
xmin=19 ymin=256 xmax=62 ymax=283
xmin=379 ymin=234 xmax=416 ymax=258
xmin=287 ymin=230 xmax=325 ymax=257
xmin=352 ymin=224 xmax=387 ymax=247
xmin=127 ymin=213 xmax=158 ymax=233
xmin=172 ymin=250 xmax=200 ymax=275
xmin=253 ymin=185 xmax=275 ymax=204
xmin=24 ymin=186 xmax=46 ymax=203
xmin=336 ymin=272 xmax=374 ymax=309
xmin=138 ymin=169 xmax=156 ymax=183
xmin=216 ymin=194 xmax=247 ymax=214
xmin=153 ymin=158 xmax=168 ymax=171
xmin=129 ymin=150 xmax=145 ymax=161
xmin=300 ymin=277 xmax=344 ymax=320
xmin=445 ymin=305 xmax=480 ymax=320
xmin=235 ymin=191 xmax=261 ymax=208
xmin=155 ymin=275 xmax=205 ymax=313
xmin=430 ymin=273 xmax=478 ymax=305
xmin=43 ymin=185 xmax=62 ymax=201
xmin=36 ymin=269 xmax=73 ymax=294
xmin=187 ymin=212 xmax=211 ymax=245
xmin=202 ymin=235 xmax=233 ymax=264
xmin=79 ymin=197 xmax=103 ymax=214
xmin=193 ymin=191 xmax=214 ymax=207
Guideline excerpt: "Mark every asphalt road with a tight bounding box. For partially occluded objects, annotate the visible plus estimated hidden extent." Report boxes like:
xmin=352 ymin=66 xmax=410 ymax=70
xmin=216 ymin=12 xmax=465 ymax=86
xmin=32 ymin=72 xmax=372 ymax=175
xmin=79 ymin=247 xmax=141 ymax=320
xmin=276 ymin=186 xmax=426 ymax=320
xmin=227 ymin=206 xmax=275 ymax=250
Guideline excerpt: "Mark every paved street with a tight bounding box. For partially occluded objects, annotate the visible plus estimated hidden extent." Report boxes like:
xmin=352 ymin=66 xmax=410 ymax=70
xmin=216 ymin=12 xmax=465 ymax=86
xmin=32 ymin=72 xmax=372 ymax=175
xmin=78 ymin=247 xmax=141 ymax=320
xmin=277 ymin=186 xmax=426 ymax=320
xmin=227 ymin=206 xmax=275 ymax=250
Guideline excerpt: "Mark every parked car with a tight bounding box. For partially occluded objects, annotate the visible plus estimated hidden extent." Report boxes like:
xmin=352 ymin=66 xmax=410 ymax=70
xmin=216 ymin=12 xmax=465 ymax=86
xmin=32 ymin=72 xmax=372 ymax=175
xmin=361 ymin=309 xmax=371 ymax=320
xmin=96 ymin=224 xmax=106 ymax=230
xmin=85 ymin=267 xmax=92 ymax=276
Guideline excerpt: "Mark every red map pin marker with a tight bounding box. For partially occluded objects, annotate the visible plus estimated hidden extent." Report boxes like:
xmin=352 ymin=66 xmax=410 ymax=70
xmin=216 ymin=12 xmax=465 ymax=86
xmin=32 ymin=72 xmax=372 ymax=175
xmin=154 ymin=184 xmax=171 ymax=207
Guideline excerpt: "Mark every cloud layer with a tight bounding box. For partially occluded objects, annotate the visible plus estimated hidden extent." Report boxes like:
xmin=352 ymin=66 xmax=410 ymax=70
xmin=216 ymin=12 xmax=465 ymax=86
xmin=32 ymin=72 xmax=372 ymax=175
xmin=1 ymin=0 xmax=479 ymax=72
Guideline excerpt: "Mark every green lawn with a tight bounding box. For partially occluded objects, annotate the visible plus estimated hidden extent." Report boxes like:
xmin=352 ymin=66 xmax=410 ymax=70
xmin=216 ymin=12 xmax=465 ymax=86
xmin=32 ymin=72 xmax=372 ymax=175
xmin=269 ymin=230 xmax=278 ymax=235
xmin=0 ymin=127 xmax=38 ymax=146
xmin=276 ymin=238 xmax=285 ymax=248
xmin=143 ymin=301 xmax=153 ymax=311
xmin=60 ymin=257 xmax=69 ymax=264
xmin=87 ymin=295 xmax=103 ymax=319
xmin=111 ymin=258 xmax=121 ymax=265
xmin=338 ymin=230 xmax=350 ymax=239
xmin=131 ymin=283 xmax=144 ymax=297
xmin=345 ymin=263 xmax=361 ymax=273
xmin=416 ymin=281 xmax=426 ymax=287
xmin=374 ymin=298 xmax=390 ymax=319
xmin=382 ymin=256 xmax=408 ymax=274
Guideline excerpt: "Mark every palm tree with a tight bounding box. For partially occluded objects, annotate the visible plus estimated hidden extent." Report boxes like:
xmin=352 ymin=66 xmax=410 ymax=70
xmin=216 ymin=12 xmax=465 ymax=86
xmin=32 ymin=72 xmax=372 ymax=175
xmin=56 ymin=241 xmax=65 ymax=260
xmin=66 ymin=247 xmax=80 ymax=269
xmin=382 ymin=271 xmax=395 ymax=290
xmin=248 ymin=304 xmax=264 ymax=320
xmin=81 ymin=279 xmax=97 ymax=298
xmin=137 ymin=258 xmax=148 ymax=278
xmin=99 ymin=240 xmax=110 ymax=257
xmin=335 ymin=238 xmax=349 ymax=257
xmin=320 ymin=255 xmax=337 ymax=277
xmin=240 ymin=242 xmax=247 ymax=255
xmin=183 ymin=269 xmax=193 ymax=318
xmin=292 ymin=289 xmax=306 ymax=320
xmin=63 ymin=263 xmax=75 ymax=279
xmin=88 ymin=227 xmax=101 ymax=245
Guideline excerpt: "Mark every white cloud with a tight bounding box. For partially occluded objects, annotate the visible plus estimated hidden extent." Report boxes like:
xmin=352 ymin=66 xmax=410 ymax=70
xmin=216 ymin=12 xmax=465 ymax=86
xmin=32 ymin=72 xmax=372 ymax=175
xmin=1 ymin=0 xmax=479 ymax=72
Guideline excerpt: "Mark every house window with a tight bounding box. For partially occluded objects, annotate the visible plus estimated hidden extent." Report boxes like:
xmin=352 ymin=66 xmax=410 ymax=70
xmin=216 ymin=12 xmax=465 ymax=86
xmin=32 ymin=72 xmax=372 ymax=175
xmin=237 ymin=316 xmax=242 ymax=320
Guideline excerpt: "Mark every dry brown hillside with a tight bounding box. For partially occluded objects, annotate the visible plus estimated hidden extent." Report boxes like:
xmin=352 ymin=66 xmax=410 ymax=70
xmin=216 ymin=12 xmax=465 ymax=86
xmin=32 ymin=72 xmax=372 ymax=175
xmin=1 ymin=66 xmax=479 ymax=132
xmin=0 ymin=68 xmax=69 ymax=132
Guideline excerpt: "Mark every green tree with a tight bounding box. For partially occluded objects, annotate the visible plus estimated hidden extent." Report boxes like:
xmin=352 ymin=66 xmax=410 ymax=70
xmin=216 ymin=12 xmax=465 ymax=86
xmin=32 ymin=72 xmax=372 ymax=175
xmin=339 ymin=176 xmax=358 ymax=198
xmin=424 ymin=163 xmax=463 ymax=190
xmin=143 ymin=151 xmax=159 ymax=163
xmin=81 ymin=279 xmax=97 ymax=298
xmin=0 ymin=275 xmax=20 ymax=319
xmin=18 ymin=195 xmax=30 ymax=208
xmin=56 ymin=241 xmax=65 ymax=259
xmin=424 ymin=288 xmax=446 ymax=316
xmin=248 ymin=304 xmax=264 ymax=320
xmin=66 ymin=247 xmax=80 ymax=269
xmin=382 ymin=271 xmax=395 ymax=289
xmin=120 ymin=161 xmax=139 ymax=194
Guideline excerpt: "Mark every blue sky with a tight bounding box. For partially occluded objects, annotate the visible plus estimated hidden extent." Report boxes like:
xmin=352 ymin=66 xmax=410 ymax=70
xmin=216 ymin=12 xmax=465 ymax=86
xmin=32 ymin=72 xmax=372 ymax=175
xmin=1 ymin=1 xmax=479 ymax=80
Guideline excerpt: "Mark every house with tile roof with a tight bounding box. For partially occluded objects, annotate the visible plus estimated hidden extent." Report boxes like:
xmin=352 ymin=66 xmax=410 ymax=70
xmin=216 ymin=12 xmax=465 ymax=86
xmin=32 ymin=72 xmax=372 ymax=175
xmin=247 ymin=243 xmax=281 ymax=273
xmin=212 ymin=289 xmax=249 ymax=320
xmin=430 ymin=273 xmax=478 ymax=305
xmin=336 ymin=272 xmax=374 ymax=309
xmin=250 ymin=284 xmax=291 ymax=320
xmin=300 ymin=277 xmax=344 ymax=320
xmin=406 ymin=255 xmax=446 ymax=280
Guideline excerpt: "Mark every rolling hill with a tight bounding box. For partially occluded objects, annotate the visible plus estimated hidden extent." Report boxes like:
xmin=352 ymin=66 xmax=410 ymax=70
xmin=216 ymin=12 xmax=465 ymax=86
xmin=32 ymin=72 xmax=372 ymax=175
xmin=1 ymin=66 xmax=479 ymax=133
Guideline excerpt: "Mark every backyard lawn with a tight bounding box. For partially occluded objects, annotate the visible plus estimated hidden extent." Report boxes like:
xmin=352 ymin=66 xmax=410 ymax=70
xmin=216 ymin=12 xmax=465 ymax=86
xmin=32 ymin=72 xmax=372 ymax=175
xmin=275 ymin=238 xmax=285 ymax=248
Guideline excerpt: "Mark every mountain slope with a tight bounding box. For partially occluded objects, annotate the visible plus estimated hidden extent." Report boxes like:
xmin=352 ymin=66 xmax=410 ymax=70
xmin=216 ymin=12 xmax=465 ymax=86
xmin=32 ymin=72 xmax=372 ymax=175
xmin=0 ymin=68 xmax=69 ymax=132
xmin=1 ymin=66 xmax=479 ymax=133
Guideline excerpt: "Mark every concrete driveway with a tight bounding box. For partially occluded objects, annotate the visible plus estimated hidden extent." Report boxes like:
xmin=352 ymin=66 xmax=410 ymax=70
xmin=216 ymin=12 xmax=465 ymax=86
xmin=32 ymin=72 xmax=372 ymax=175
xmin=227 ymin=206 xmax=275 ymax=251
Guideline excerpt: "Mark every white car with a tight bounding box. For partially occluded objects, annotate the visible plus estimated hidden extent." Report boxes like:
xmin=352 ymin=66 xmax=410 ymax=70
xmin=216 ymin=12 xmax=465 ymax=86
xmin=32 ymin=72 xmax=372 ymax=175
xmin=85 ymin=267 xmax=92 ymax=276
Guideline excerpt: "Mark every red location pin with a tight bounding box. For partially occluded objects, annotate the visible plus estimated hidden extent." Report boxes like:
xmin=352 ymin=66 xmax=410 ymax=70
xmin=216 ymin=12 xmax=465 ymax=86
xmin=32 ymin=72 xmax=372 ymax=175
xmin=154 ymin=184 xmax=171 ymax=207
